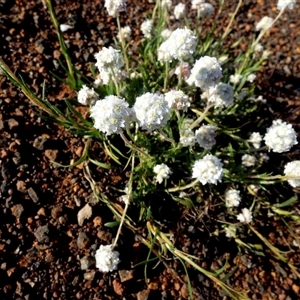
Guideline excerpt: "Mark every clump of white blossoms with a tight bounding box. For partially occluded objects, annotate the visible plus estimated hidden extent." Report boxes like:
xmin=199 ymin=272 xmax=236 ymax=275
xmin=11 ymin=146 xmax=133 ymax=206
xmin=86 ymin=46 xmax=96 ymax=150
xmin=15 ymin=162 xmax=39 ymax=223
xmin=95 ymin=244 xmax=120 ymax=272
xmin=247 ymin=74 xmax=256 ymax=83
xmin=277 ymin=0 xmax=296 ymax=11
xmin=104 ymin=0 xmax=126 ymax=17
xmin=133 ymin=93 xmax=170 ymax=131
xmin=225 ymin=189 xmax=241 ymax=208
xmin=192 ymin=154 xmax=223 ymax=185
xmin=195 ymin=125 xmax=217 ymax=150
xmin=161 ymin=0 xmax=172 ymax=10
xmin=264 ymin=119 xmax=298 ymax=153
xmin=141 ymin=19 xmax=153 ymax=39
xmin=187 ymin=56 xmax=222 ymax=90
xmin=207 ymin=83 xmax=234 ymax=108
xmin=174 ymin=3 xmax=185 ymax=19
xmin=180 ymin=129 xmax=196 ymax=147
xmin=158 ymin=27 xmax=197 ymax=62
xmin=90 ymin=95 xmax=131 ymax=135
xmin=175 ymin=62 xmax=191 ymax=81
xmin=255 ymin=16 xmax=274 ymax=32
xmin=191 ymin=0 xmax=205 ymax=9
xmin=117 ymin=26 xmax=132 ymax=42
xmin=237 ymin=208 xmax=253 ymax=224
xmin=165 ymin=90 xmax=190 ymax=112
xmin=153 ymin=164 xmax=172 ymax=184
xmin=161 ymin=28 xmax=172 ymax=39
xmin=77 ymin=85 xmax=98 ymax=106
xmin=229 ymin=74 xmax=243 ymax=85
xmin=197 ymin=3 xmax=215 ymax=19
xmin=94 ymin=47 xmax=124 ymax=85
xmin=284 ymin=161 xmax=300 ymax=188
xmin=242 ymin=154 xmax=256 ymax=167
xmin=248 ymin=132 xmax=262 ymax=149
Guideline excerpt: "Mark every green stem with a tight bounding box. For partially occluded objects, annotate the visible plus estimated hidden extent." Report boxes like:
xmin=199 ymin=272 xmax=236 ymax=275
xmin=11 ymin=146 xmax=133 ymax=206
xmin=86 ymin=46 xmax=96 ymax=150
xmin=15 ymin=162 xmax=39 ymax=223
xmin=222 ymin=0 xmax=242 ymax=40
xmin=190 ymin=103 xmax=213 ymax=130
xmin=167 ymin=179 xmax=199 ymax=192
xmin=163 ymin=61 xmax=169 ymax=92
xmin=116 ymin=16 xmax=129 ymax=74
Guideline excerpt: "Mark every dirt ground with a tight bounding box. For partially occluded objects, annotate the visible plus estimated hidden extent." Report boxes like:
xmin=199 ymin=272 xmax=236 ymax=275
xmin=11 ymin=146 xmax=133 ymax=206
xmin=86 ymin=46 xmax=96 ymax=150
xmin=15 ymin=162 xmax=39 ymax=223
xmin=0 ymin=0 xmax=300 ymax=299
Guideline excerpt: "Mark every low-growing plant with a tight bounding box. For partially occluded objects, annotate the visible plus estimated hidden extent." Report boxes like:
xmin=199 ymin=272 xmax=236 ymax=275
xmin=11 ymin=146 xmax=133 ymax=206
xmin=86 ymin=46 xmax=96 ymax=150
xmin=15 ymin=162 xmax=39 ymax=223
xmin=1 ymin=0 xmax=299 ymax=299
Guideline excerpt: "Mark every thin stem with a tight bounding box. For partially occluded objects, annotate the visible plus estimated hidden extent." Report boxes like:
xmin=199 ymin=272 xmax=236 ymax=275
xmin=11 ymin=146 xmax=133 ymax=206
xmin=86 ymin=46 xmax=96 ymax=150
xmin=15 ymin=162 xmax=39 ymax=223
xmin=189 ymin=103 xmax=213 ymax=130
xmin=167 ymin=179 xmax=199 ymax=192
xmin=158 ymin=129 xmax=175 ymax=146
xmin=163 ymin=61 xmax=169 ymax=92
xmin=222 ymin=0 xmax=242 ymax=40
xmin=116 ymin=16 xmax=129 ymax=74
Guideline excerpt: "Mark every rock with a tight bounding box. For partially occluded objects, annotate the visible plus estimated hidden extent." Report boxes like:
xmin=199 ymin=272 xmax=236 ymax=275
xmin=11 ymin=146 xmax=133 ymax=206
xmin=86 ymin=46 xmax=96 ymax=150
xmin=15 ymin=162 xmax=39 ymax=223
xmin=16 ymin=180 xmax=27 ymax=193
xmin=83 ymin=270 xmax=96 ymax=281
xmin=77 ymin=204 xmax=92 ymax=226
xmin=34 ymin=225 xmax=50 ymax=243
xmin=12 ymin=152 xmax=22 ymax=165
xmin=33 ymin=136 xmax=48 ymax=150
xmin=51 ymin=205 xmax=63 ymax=220
xmin=112 ymin=279 xmax=124 ymax=296
xmin=93 ymin=216 xmax=103 ymax=227
xmin=77 ymin=231 xmax=90 ymax=249
xmin=80 ymin=256 xmax=94 ymax=270
xmin=44 ymin=149 xmax=58 ymax=161
xmin=180 ymin=283 xmax=189 ymax=299
xmin=137 ymin=289 xmax=150 ymax=300
xmin=11 ymin=204 xmax=24 ymax=218
xmin=28 ymin=187 xmax=39 ymax=203
xmin=118 ymin=269 xmax=134 ymax=282
xmin=7 ymin=118 xmax=19 ymax=130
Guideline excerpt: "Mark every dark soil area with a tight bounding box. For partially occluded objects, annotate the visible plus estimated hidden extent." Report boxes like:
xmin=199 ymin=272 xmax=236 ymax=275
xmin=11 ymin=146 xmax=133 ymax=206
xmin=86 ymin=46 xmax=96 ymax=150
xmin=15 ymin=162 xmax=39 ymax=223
xmin=0 ymin=0 xmax=300 ymax=299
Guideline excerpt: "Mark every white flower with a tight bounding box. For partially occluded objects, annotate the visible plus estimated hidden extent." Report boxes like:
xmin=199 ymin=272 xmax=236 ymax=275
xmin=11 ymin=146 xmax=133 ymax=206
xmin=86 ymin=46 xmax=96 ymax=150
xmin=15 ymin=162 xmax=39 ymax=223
xmin=264 ymin=119 xmax=298 ymax=153
xmin=95 ymin=244 xmax=120 ymax=272
xmin=158 ymin=27 xmax=197 ymax=62
xmin=90 ymin=95 xmax=131 ymax=135
xmin=242 ymin=154 xmax=256 ymax=167
xmin=284 ymin=161 xmax=300 ymax=188
xmin=165 ymin=90 xmax=190 ymax=112
xmin=187 ymin=56 xmax=222 ymax=90
xmin=141 ymin=19 xmax=153 ymax=39
xmin=277 ymin=0 xmax=296 ymax=11
xmin=60 ymin=24 xmax=72 ymax=32
xmin=133 ymin=93 xmax=170 ymax=131
xmin=94 ymin=47 xmax=124 ymax=85
xmin=161 ymin=29 xmax=172 ymax=39
xmin=237 ymin=208 xmax=253 ymax=224
xmin=117 ymin=26 xmax=132 ymax=42
xmin=120 ymin=186 xmax=130 ymax=204
xmin=247 ymin=74 xmax=256 ymax=82
xmin=198 ymin=3 xmax=214 ymax=19
xmin=229 ymin=74 xmax=243 ymax=85
xmin=174 ymin=3 xmax=185 ymax=19
xmin=77 ymin=85 xmax=98 ymax=106
xmin=248 ymin=132 xmax=262 ymax=149
xmin=157 ymin=41 xmax=172 ymax=62
xmin=153 ymin=163 xmax=172 ymax=184
xmin=161 ymin=0 xmax=172 ymax=10
xmin=207 ymin=82 xmax=234 ymax=108
xmin=104 ymin=0 xmax=126 ymax=17
xmin=255 ymin=16 xmax=273 ymax=32
xmin=180 ymin=129 xmax=196 ymax=147
xmin=195 ymin=125 xmax=217 ymax=150
xmin=192 ymin=154 xmax=223 ymax=185
xmin=175 ymin=62 xmax=191 ymax=81
xmin=225 ymin=189 xmax=241 ymax=208
xmin=254 ymin=43 xmax=264 ymax=53
xmin=191 ymin=0 xmax=205 ymax=9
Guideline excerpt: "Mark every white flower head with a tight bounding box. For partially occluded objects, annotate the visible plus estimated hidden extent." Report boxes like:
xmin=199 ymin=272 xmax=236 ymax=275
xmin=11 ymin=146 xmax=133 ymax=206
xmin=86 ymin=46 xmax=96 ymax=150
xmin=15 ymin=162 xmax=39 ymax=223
xmin=237 ymin=208 xmax=253 ymax=224
xmin=133 ymin=92 xmax=170 ymax=131
xmin=157 ymin=41 xmax=173 ymax=62
xmin=117 ymin=26 xmax=132 ymax=42
xmin=284 ymin=161 xmax=300 ymax=188
xmin=229 ymin=74 xmax=243 ymax=85
xmin=242 ymin=154 xmax=256 ymax=167
xmin=255 ymin=16 xmax=274 ymax=32
xmin=195 ymin=125 xmax=217 ymax=150
xmin=161 ymin=0 xmax=172 ymax=10
xmin=141 ymin=19 xmax=153 ymax=39
xmin=60 ymin=24 xmax=72 ymax=32
xmin=161 ymin=29 xmax=172 ymax=39
xmin=104 ymin=0 xmax=126 ymax=17
xmin=254 ymin=43 xmax=264 ymax=53
xmin=180 ymin=129 xmax=196 ymax=147
xmin=248 ymin=132 xmax=262 ymax=149
xmin=198 ymin=3 xmax=214 ymax=19
xmin=187 ymin=56 xmax=222 ymax=90
xmin=174 ymin=3 xmax=185 ymax=19
xmin=247 ymin=74 xmax=256 ymax=83
xmin=192 ymin=154 xmax=223 ymax=185
xmin=153 ymin=163 xmax=172 ymax=184
xmin=90 ymin=95 xmax=131 ymax=135
xmin=165 ymin=90 xmax=190 ymax=112
xmin=277 ymin=0 xmax=296 ymax=11
xmin=225 ymin=189 xmax=241 ymax=208
xmin=207 ymin=82 xmax=234 ymax=108
xmin=78 ymin=85 xmax=98 ymax=106
xmin=264 ymin=119 xmax=298 ymax=153
xmin=175 ymin=62 xmax=191 ymax=81
xmin=95 ymin=244 xmax=120 ymax=272
xmin=191 ymin=0 xmax=205 ymax=9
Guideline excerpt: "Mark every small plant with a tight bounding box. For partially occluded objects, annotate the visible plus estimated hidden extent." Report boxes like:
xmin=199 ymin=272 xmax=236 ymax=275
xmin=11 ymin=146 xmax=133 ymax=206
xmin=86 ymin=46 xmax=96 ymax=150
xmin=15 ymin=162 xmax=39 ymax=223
xmin=1 ymin=0 xmax=299 ymax=298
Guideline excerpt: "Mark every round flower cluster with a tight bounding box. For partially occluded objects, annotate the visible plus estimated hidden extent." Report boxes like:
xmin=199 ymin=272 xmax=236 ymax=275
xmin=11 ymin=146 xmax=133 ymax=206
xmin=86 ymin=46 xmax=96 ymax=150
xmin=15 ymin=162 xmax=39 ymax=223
xmin=180 ymin=129 xmax=196 ymax=147
xmin=277 ymin=0 xmax=296 ymax=11
xmin=225 ymin=189 xmax=241 ymax=208
xmin=161 ymin=0 xmax=172 ymax=10
xmin=192 ymin=154 xmax=223 ymax=185
xmin=174 ymin=3 xmax=185 ymax=20
xmin=158 ymin=27 xmax=197 ymax=62
xmin=104 ymin=0 xmax=126 ymax=17
xmin=248 ymin=132 xmax=262 ymax=149
xmin=229 ymin=74 xmax=243 ymax=85
xmin=175 ymin=62 xmax=191 ymax=81
xmin=255 ymin=16 xmax=274 ymax=32
xmin=242 ymin=154 xmax=256 ymax=167
xmin=77 ymin=85 xmax=98 ymax=106
xmin=90 ymin=95 xmax=131 ymax=135
xmin=153 ymin=163 xmax=172 ymax=184
xmin=237 ymin=208 xmax=253 ymax=224
xmin=195 ymin=125 xmax=217 ymax=150
xmin=132 ymin=93 xmax=170 ymax=131
xmin=197 ymin=3 xmax=214 ymax=19
xmin=264 ymin=119 xmax=298 ymax=153
xmin=187 ymin=56 xmax=222 ymax=90
xmin=117 ymin=26 xmax=132 ymax=42
xmin=141 ymin=19 xmax=153 ymax=39
xmin=165 ymin=90 xmax=190 ymax=112
xmin=191 ymin=0 xmax=205 ymax=9
xmin=284 ymin=161 xmax=300 ymax=188
xmin=95 ymin=244 xmax=120 ymax=272
xmin=94 ymin=47 xmax=124 ymax=85
xmin=207 ymin=82 xmax=234 ymax=108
